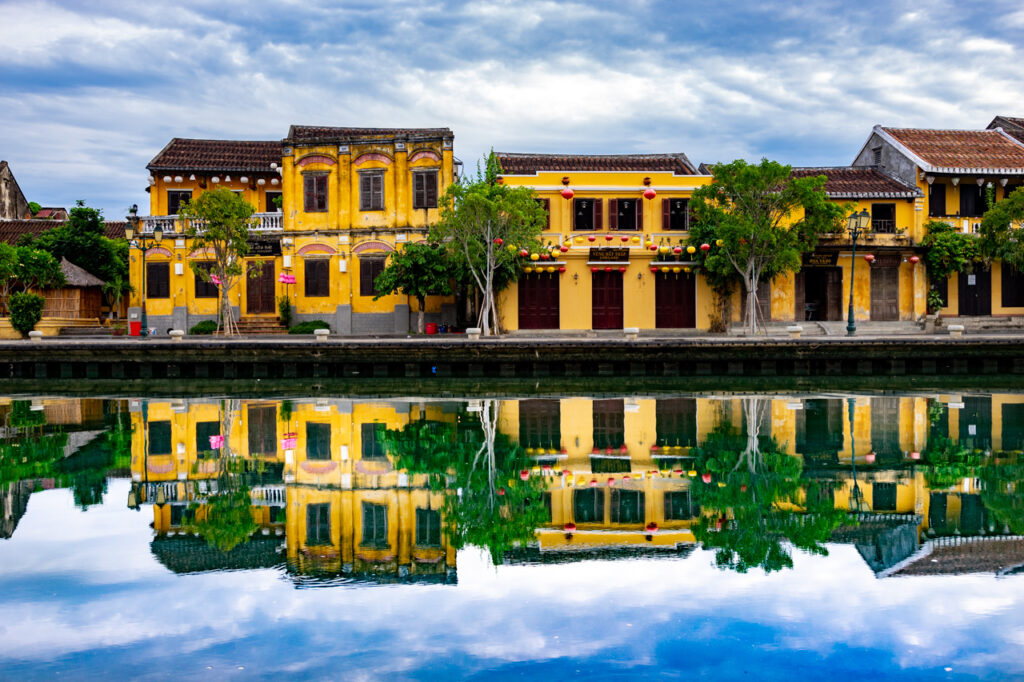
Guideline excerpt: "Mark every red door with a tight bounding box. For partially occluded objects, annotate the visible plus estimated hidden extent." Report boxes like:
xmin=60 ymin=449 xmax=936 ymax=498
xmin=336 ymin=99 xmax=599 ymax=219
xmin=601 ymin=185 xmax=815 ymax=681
xmin=655 ymin=272 xmax=696 ymax=328
xmin=592 ymin=271 xmax=623 ymax=329
xmin=518 ymin=273 xmax=560 ymax=329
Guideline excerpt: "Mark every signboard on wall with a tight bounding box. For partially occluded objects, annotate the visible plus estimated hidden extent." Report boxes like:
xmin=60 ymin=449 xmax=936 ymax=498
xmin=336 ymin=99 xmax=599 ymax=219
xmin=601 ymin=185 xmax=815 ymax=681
xmin=803 ymin=252 xmax=838 ymax=267
xmin=588 ymin=248 xmax=630 ymax=262
xmin=248 ymin=238 xmax=282 ymax=256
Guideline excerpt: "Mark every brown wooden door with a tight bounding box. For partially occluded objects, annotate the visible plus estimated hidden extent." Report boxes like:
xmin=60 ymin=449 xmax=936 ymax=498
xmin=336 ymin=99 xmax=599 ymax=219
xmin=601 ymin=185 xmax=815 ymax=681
xmin=959 ymin=269 xmax=991 ymax=316
xmin=246 ymin=261 xmax=276 ymax=314
xmin=518 ymin=274 xmax=560 ymax=329
xmin=655 ymin=272 xmax=696 ymax=328
xmin=592 ymin=271 xmax=623 ymax=329
xmin=870 ymin=267 xmax=899 ymax=320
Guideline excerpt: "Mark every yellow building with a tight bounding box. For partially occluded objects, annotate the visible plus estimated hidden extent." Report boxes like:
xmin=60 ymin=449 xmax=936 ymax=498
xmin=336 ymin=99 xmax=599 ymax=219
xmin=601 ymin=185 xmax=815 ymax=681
xmin=852 ymin=125 xmax=1024 ymax=318
xmin=131 ymin=126 xmax=457 ymax=335
xmin=494 ymin=153 xmax=717 ymax=330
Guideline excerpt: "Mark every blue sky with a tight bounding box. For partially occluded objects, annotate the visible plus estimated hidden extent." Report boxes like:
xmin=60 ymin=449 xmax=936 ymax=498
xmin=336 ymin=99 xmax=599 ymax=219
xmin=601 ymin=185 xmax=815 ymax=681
xmin=1 ymin=0 xmax=1022 ymax=217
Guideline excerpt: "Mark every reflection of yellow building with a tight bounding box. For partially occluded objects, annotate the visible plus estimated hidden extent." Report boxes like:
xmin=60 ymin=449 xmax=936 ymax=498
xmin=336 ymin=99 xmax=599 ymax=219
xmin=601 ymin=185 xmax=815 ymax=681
xmin=132 ymin=125 xmax=457 ymax=335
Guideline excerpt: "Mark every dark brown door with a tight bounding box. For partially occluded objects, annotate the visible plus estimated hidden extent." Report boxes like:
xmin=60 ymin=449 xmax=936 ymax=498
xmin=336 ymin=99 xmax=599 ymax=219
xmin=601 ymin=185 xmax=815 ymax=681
xmin=870 ymin=267 xmax=899 ymax=320
xmin=518 ymin=274 xmax=560 ymax=329
xmin=655 ymin=272 xmax=696 ymax=328
xmin=802 ymin=268 xmax=843 ymax=321
xmin=246 ymin=261 xmax=276 ymax=314
xmin=958 ymin=269 xmax=991 ymax=316
xmin=592 ymin=271 xmax=623 ymax=329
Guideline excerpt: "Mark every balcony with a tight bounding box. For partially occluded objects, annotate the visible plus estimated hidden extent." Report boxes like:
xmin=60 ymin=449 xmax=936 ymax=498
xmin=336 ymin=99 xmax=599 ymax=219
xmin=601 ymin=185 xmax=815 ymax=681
xmin=139 ymin=212 xmax=283 ymax=235
xmin=250 ymin=485 xmax=286 ymax=506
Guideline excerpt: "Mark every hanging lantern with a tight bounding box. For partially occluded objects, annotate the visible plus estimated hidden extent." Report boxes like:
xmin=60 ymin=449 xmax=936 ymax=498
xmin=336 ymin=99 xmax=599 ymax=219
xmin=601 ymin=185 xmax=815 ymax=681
xmin=519 ymin=249 xmax=529 ymax=257
xmin=672 ymin=267 xmax=681 ymax=273
xmin=909 ymin=255 xmax=920 ymax=264
xmin=558 ymin=266 xmax=566 ymax=273
xmin=646 ymin=522 xmax=659 ymax=532
xmin=562 ymin=469 xmax=572 ymax=476
xmin=605 ymin=235 xmax=614 ymax=241
xmin=540 ymin=253 xmax=550 ymax=261
xmin=497 ymin=487 xmax=505 ymax=496
xmin=649 ymin=244 xmax=658 ymax=251
xmin=564 ymin=522 xmax=577 ymax=531
xmin=575 ymin=237 xmax=584 ymax=244
xmin=520 ymin=469 xmax=530 ymax=481
xmin=702 ymin=473 xmax=712 ymax=484
xmin=864 ymin=254 xmax=875 ymax=264
xmin=909 ymin=451 xmax=921 ymax=460
xmin=621 ymin=235 xmax=629 ymax=242
xmin=740 ymin=484 xmax=748 ymax=492
xmin=546 ymin=266 xmax=555 ymax=273
xmin=631 ymin=236 xmax=640 ymax=243
xmin=589 ymin=479 xmax=598 ymax=487
xmin=686 ymin=245 xmax=696 ymax=254
xmin=700 ymin=243 xmax=711 ymax=252
xmin=561 ymin=188 xmax=574 ymax=200
xmin=660 ymin=266 xmax=670 ymax=273
xmin=591 ymin=267 xmax=599 ymax=273
xmin=865 ymin=452 xmax=876 ymax=464
xmin=687 ymin=469 xmax=697 ymax=477
xmin=672 ymin=246 xmax=682 ymax=254
xmin=588 ymin=235 xmax=597 ymax=242
xmin=716 ymin=239 xmax=723 ymax=247
xmin=683 ymin=266 xmax=691 ymax=273
xmin=604 ymin=266 xmax=613 ymax=272
xmin=618 ymin=266 xmax=627 ymax=273
xmin=650 ymin=266 xmax=659 ymax=273
xmin=494 ymin=237 xmax=503 ymax=246
xmin=524 ymin=266 xmax=533 ymax=273
xmin=607 ymin=477 xmax=616 ymax=487
xmin=530 ymin=253 xmax=540 ymax=261
xmin=560 ymin=245 xmax=569 ymax=252
xmin=643 ymin=187 xmax=657 ymax=200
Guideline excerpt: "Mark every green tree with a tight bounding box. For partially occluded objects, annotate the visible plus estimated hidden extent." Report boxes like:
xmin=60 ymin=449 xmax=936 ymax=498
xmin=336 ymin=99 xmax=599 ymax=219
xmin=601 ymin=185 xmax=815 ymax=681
xmin=689 ymin=160 xmax=845 ymax=334
xmin=20 ymin=201 xmax=128 ymax=286
xmin=374 ymin=242 xmax=454 ymax=333
xmin=431 ymin=153 xmax=546 ymax=335
xmin=178 ymin=188 xmax=259 ymax=335
xmin=979 ymin=186 xmax=1024 ymax=270
xmin=920 ymin=220 xmax=983 ymax=309
xmin=8 ymin=292 xmax=46 ymax=335
xmin=27 ymin=202 xmax=41 ymax=217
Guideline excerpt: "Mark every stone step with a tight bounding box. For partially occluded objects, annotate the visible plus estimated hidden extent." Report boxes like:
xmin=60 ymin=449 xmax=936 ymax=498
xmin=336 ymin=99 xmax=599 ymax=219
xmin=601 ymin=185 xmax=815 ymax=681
xmin=59 ymin=326 xmax=114 ymax=337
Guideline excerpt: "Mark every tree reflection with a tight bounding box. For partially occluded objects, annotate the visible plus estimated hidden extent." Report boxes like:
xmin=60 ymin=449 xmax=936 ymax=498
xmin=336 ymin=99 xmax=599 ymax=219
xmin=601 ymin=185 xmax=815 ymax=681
xmin=384 ymin=400 xmax=548 ymax=564
xmin=691 ymin=398 xmax=848 ymax=573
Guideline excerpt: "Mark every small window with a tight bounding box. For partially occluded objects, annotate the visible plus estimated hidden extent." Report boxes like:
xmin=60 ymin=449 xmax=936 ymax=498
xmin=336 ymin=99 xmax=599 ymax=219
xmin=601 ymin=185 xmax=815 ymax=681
xmin=412 ymin=171 xmax=438 ymax=209
xmin=167 ymin=190 xmax=192 ymax=215
xmin=593 ymin=399 xmax=625 ymax=450
xmin=960 ymin=184 xmax=986 ymax=217
xmin=928 ymin=183 xmax=946 ymax=218
xmin=573 ymin=198 xmax=602 ymax=231
xmin=664 ymin=491 xmax=696 ymax=520
xmin=193 ymin=262 xmax=217 ymax=298
xmin=303 ymin=174 xmax=328 ymax=212
xmin=306 ymin=503 xmax=331 ymax=545
xmin=306 ymin=422 xmax=332 ymax=460
xmin=361 ymin=501 xmax=389 ymax=547
xmin=610 ymin=489 xmax=644 ymax=524
xmin=871 ymin=147 xmax=882 ymax=166
xmin=265 ymin=191 xmax=282 ymax=212
xmin=872 ymin=482 xmax=897 ymax=512
xmin=609 ymin=198 xmax=641 ymax=231
xmin=415 ymin=508 xmax=442 ymax=547
xmin=195 ymin=420 xmax=220 ymax=455
xmin=361 ymin=422 xmax=387 ymax=460
xmin=146 ymin=262 xmax=170 ymax=299
xmin=662 ymin=198 xmax=690 ymax=230
xmin=148 ymin=420 xmax=172 ymax=455
xmin=871 ymin=203 xmax=896 ymax=233
xmin=304 ymin=259 xmax=330 ymax=297
xmin=359 ymin=256 xmax=386 ymax=297
xmin=518 ymin=399 xmax=560 ymax=450
xmin=574 ymin=488 xmax=604 ymax=523
xmin=1002 ymin=264 xmax=1024 ymax=307
xmin=535 ymin=198 xmax=551 ymax=230
xmin=247 ymin=405 xmax=277 ymax=455
xmin=360 ymin=172 xmax=385 ymax=211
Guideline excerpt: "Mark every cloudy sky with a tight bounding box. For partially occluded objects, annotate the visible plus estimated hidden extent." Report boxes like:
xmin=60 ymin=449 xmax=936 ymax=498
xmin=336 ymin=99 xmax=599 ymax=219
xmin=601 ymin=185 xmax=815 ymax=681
xmin=1 ymin=0 xmax=1022 ymax=217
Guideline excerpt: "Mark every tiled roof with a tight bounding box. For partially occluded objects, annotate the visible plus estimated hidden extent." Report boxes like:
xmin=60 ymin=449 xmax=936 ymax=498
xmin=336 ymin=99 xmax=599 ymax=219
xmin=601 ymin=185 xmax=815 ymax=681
xmin=147 ymin=138 xmax=281 ymax=173
xmin=32 ymin=207 xmax=67 ymax=219
xmin=286 ymin=125 xmax=453 ymax=143
xmin=494 ymin=152 xmax=698 ymax=175
xmin=879 ymin=126 xmax=1024 ymax=171
xmin=791 ymin=167 xmax=922 ymax=198
xmin=892 ymin=538 xmax=1024 ymax=577
xmin=989 ymin=115 xmax=1024 ymax=144
xmin=0 ymin=219 xmax=127 ymax=244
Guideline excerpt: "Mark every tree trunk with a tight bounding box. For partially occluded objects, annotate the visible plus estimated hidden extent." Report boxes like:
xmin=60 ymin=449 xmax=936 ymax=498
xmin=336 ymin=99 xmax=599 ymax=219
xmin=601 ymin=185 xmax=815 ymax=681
xmin=417 ymin=296 xmax=425 ymax=334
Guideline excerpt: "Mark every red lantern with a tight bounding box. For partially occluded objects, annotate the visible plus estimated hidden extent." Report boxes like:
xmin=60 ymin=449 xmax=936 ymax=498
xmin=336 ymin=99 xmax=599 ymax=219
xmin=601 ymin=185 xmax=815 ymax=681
xmin=649 ymin=244 xmax=658 ymax=251
xmin=561 ymin=188 xmax=574 ymax=200
xmin=910 ymin=451 xmax=921 ymax=460
xmin=909 ymin=255 xmax=920 ymax=264
xmin=740 ymin=484 xmax=748 ymax=492
xmin=587 ymin=235 xmax=596 ymax=242
xmin=618 ymin=266 xmax=627 ymax=273
xmin=589 ymin=479 xmax=598 ymax=487
xmin=701 ymin=243 xmax=711 ymax=252
xmin=650 ymin=445 xmax=659 ymax=451
xmin=560 ymin=245 xmax=569 ymax=252
xmin=650 ymin=266 xmax=659 ymax=273
xmin=558 ymin=266 xmax=566 ymax=273
xmin=541 ymin=464 xmax=552 ymax=471
xmin=520 ymin=469 xmax=529 ymax=481
xmin=646 ymin=522 xmax=659 ymax=532
xmin=604 ymin=266 xmax=613 ymax=272
xmin=673 ymin=468 xmax=683 ymax=475
xmin=518 ymin=249 xmax=529 ymax=257
xmin=605 ymin=235 xmax=613 ymax=241
xmin=673 ymin=246 xmax=682 ymax=254
xmin=620 ymin=235 xmax=629 ymax=242
xmin=562 ymin=469 xmax=571 ymax=476
xmin=619 ymin=444 xmax=628 ymax=453
xmin=494 ymin=238 xmax=503 ymax=246
xmin=864 ymin=254 xmax=875 ymax=264
xmin=540 ymin=253 xmax=550 ymax=260
xmin=702 ymin=473 xmax=712 ymax=484
xmin=497 ymin=487 xmax=505 ymax=496
xmin=605 ymin=446 xmax=613 ymax=454
xmin=643 ymin=188 xmax=657 ymax=200
xmin=564 ymin=522 xmax=576 ymax=531
xmin=590 ymin=267 xmax=598 ymax=273
xmin=607 ymin=477 xmax=616 ymax=487
xmin=865 ymin=452 xmax=876 ymax=463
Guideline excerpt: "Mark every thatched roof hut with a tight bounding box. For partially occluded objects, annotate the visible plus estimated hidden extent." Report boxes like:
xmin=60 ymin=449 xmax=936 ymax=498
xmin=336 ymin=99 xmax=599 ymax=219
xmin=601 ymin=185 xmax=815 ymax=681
xmin=39 ymin=258 xmax=105 ymax=319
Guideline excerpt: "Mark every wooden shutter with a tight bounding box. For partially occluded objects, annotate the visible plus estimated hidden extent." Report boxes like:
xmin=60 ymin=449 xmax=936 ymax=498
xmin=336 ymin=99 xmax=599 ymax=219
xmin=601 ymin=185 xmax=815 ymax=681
xmin=305 ymin=259 xmax=329 ymax=297
xmin=636 ymin=199 xmax=643 ymax=231
xmin=146 ymin=263 xmax=169 ymax=298
xmin=372 ymin=174 xmax=384 ymax=210
xmin=304 ymin=175 xmax=315 ymax=212
xmin=413 ymin=173 xmax=425 ymax=209
xmin=316 ymin=176 xmax=328 ymax=210
xmin=593 ymin=198 xmax=603 ymax=230
xmin=360 ymin=174 xmax=372 ymax=210
xmin=425 ymin=172 xmax=438 ymax=207
xmin=608 ymin=199 xmax=618 ymax=230
xmin=662 ymin=198 xmax=671 ymax=230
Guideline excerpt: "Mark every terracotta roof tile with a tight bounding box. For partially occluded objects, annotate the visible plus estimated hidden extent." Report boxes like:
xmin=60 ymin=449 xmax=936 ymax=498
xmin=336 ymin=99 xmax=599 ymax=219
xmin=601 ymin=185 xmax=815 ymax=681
xmin=287 ymin=125 xmax=453 ymax=143
xmin=494 ymin=152 xmax=698 ymax=175
xmin=989 ymin=115 xmax=1024 ymax=144
xmin=881 ymin=127 xmax=1024 ymax=171
xmin=791 ymin=167 xmax=921 ymax=198
xmin=147 ymin=138 xmax=281 ymax=173
xmin=0 ymin=219 xmax=127 ymax=244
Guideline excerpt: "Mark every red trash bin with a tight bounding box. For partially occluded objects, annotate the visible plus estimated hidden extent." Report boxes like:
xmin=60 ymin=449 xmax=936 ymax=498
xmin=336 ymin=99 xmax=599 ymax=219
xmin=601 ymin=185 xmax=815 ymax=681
xmin=129 ymin=321 xmax=141 ymax=336
xmin=425 ymin=322 xmax=438 ymax=335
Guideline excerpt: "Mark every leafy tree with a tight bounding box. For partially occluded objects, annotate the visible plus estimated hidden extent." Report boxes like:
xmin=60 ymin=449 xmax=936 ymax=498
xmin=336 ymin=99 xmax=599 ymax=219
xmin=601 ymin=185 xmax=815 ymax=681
xmin=20 ymin=201 xmax=128 ymax=288
xmin=27 ymin=201 xmax=41 ymax=217
xmin=9 ymin=292 xmax=46 ymax=335
xmin=690 ymin=398 xmax=848 ymax=572
xmin=920 ymin=220 xmax=983 ymax=308
xmin=979 ymin=186 xmax=1024 ymax=270
xmin=101 ymin=276 xmax=134 ymax=321
xmin=178 ymin=188 xmax=260 ymax=335
xmin=374 ymin=242 xmax=454 ymax=333
xmin=185 ymin=489 xmax=259 ymax=552
xmin=431 ymin=153 xmax=546 ymax=335
xmin=689 ymin=160 xmax=845 ymax=334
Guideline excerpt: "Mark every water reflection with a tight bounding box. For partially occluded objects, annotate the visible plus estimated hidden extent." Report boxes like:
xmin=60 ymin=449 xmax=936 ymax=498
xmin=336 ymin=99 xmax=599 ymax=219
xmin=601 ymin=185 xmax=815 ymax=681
xmin=4 ymin=392 xmax=1024 ymax=581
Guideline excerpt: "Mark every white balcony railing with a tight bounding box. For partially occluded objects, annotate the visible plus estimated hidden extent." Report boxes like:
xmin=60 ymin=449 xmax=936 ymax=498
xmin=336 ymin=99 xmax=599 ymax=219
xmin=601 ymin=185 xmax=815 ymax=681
xmin=139 ymin=212 xmax=283 ymax=235
xmin=250 ymin=485 xmax=286 ymax=506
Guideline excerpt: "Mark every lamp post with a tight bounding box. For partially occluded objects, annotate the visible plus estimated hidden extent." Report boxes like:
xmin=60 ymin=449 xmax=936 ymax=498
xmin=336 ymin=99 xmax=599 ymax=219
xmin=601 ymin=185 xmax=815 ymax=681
xmin=845 ymin=208 xmax=871 ymax=336
xmin=847 ymin=396 xmax=868 ymax=514
xmin=125 ymin=204 xmax=162 ymax=337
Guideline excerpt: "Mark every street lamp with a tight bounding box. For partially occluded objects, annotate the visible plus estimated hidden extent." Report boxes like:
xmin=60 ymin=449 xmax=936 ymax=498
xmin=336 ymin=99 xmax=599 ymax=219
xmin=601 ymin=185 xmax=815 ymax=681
xmin=845 ymin=208 xmax=871 ymax=336
xmin=125 ymin=204 xmax=162 ymax=337
xmin=847 ymin=396 xmax=869 ymax=514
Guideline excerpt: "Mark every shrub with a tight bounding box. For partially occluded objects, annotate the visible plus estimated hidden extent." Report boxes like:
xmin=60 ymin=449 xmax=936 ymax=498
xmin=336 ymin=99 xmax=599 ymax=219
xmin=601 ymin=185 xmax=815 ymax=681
xmin=9 ymin=292 xmax=45 ymax=336
xmin=277 ymin=295 xmax=293 ymax=328
xmin=189 ymin=320 xmax=218 ymax=335
xmin=288 ymin=320 xmax=330 ymax=334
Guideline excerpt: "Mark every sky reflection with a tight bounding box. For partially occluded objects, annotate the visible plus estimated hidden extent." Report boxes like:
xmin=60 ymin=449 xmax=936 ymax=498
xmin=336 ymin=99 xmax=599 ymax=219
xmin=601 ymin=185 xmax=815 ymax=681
xmin=1 ymin=481 xmax=1022 ymax=680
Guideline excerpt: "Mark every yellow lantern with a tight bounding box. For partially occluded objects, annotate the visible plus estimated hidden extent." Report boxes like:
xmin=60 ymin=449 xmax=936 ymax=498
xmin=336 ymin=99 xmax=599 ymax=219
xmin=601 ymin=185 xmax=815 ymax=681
xmin=530 ymin=253 xmax=539 ymax=261
xmin=507 ymin=244 xmax=515 ymax=252
xmin=659 ymin=245 xmax=670 ymax=254
xmin=686 ymin=245 xmax=696 ymax=254
xmin=683 ymin=266 xmax=691 ymax=273
xmin=524 ymin=266 xmax=533 ymax=273
xmin=546 ymin=266 xmax=555 ymax=273
xmin=687 ymin=469 xmax=697 ymax=477
xmin=660 ymin=266 xmax=670 ymax=273
xmin=631 ymin=236 xmax=640 ymax=243
xmin=716 ymin=239 xmax=724 ymax=247
xmin=672 ymin=267 xmax=681 ymax=273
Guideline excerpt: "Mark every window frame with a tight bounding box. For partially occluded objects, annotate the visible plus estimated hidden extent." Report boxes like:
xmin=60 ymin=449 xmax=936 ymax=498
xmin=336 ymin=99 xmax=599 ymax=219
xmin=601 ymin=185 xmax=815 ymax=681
xmin=305 ymin=422 xmax=332 ymax=460
xmin=412 ymin=170 xmax=439 ymax=209
xmin=359 ymin=171 xmax=385 ymax=211
xmin=361 ymin=501 xmax=389 ymax=548
xmin=148 ymin=420 xmax=172 ymax=455
xmin=359 ymin=256 xmax=387 ymax=297
xmin=303 ymin=173 xmax=328 ymax=213
xmin=146 ymin=262 xmax=170 ymax=299
xmin=167 ymin=190 xmax=192 ymax=215
xmin=193 ymin=262 xmax=218 ymax=299
xmin=304 ymin=258 xmax=330 ymax=298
